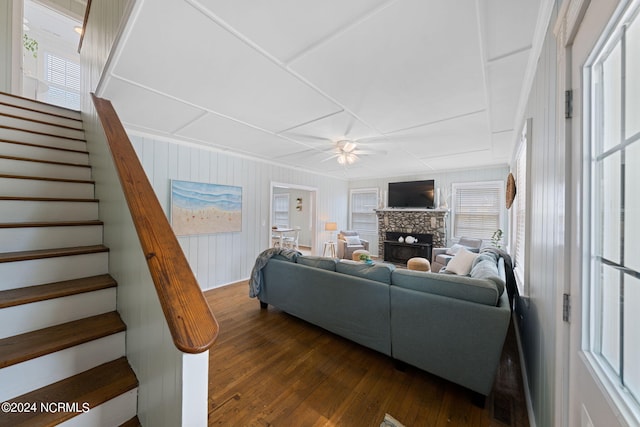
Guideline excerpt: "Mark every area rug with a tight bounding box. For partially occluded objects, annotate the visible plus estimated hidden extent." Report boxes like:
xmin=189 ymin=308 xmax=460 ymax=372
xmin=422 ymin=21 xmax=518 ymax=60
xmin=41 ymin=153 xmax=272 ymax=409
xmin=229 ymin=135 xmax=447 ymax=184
xmin=380 ymin=413 xmax=406 ymax=427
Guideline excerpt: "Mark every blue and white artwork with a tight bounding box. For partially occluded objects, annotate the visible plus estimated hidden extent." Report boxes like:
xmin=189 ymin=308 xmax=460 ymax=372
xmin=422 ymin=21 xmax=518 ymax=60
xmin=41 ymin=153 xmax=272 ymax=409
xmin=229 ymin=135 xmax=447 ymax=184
xmin=171 ymin=180 xmax=242 ymax=235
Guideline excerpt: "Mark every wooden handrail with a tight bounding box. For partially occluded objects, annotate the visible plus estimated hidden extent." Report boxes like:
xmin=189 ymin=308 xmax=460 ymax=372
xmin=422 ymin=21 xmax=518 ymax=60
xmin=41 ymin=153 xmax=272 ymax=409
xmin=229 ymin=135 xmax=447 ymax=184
xmin=91 ymin=93 xmax=218 ymax=353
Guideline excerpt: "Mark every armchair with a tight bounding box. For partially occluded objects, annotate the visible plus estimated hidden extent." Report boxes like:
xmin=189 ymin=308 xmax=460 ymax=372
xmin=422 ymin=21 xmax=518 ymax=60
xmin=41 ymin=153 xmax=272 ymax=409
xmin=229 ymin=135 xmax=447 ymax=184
xmin=431 ymin=237 xmax=483 ymax=272
xmin=336 ymin=230 xmax=369 ymax=260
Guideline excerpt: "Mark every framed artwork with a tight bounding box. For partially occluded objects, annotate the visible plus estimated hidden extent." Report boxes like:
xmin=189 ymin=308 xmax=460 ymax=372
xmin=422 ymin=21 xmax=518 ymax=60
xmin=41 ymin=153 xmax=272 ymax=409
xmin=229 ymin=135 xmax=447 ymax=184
xmin=171 ymin=180 xmax=242 ymax=235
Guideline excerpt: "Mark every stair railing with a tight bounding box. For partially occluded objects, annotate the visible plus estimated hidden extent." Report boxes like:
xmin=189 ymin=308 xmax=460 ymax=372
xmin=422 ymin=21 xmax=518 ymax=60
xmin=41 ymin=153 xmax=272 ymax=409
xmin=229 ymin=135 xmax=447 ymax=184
xmin=91 ymin=93 xmax=218 ymax=353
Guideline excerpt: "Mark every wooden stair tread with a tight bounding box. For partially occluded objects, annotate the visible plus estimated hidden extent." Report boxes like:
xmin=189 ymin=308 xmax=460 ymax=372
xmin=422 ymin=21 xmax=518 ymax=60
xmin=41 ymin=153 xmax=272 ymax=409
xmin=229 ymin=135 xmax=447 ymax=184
xmin=0 ymin=154 xmax=91 ymax=168
xmin=0 ymin=274 xmax=116 ymax=309
xmin=0 ymin=93 xmax=82 ymax=118
xmin=0 ymin=138 xmax=88 ymax=154
xmin=120 ymin=416 xmax=142 ymax=427
xmin=0 ymin=174 xmax=95 ymax=184
xmin=0 ymin=124 xmax=86 ymax=142
xmin=0 ymin=312 xmax=126 ymax=368
xmin=0 ymin=196 xmax=98 ymax=202
xmin=0 ymin=220 xmax=103 ymax=229
xmin=1 ymin=357 xmax=137 ymax=427
xmin=0 ymin=111 xmax=84 ymax=132
xmin=0 ymin=245 xmax=109 ymax=264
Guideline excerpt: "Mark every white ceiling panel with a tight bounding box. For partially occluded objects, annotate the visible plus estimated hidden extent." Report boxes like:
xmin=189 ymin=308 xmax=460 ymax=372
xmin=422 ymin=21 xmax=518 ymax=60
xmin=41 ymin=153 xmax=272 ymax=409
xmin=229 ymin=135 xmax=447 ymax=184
xmin=289 ymin=0 xmax=487 ymax=134
xmin=111 ymin=0 xmax=341 ymax=133
xmin=486 ymin=50 xmax=530 ymax=133
xmin=281 ymin=111 xmax=383 ymax=148
xmin=100 ymin=77 xmax=205 ymax=135
xmin=481 ymin=0 xmax=540 ymax=61
xmin=384 ymin=111 xmax=491 ymax=158
xmin=176 ymin=113 xmax=313 ymax=159
xmin=194 ymin=0 xmax=392 ymax=63
xmin=98 ymin=0 xmax=547 ymax=179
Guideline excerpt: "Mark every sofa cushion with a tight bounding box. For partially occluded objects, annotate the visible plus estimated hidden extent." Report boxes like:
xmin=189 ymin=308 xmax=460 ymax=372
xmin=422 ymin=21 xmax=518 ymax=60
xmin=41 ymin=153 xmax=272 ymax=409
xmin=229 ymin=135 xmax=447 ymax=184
xmin=296 ymin=255 xmax=337 ymax=271
xmin=344 ymin=235 xmax=361 ymax=245
xmin=391 ymin=269 xmax=500 ymax=306
xmin=446 ymin=243 xmax=464 ymax=255
xmin=470 ymin=256 xmax=505 ymax=296
xmin=336 ymin=260 xmax=395 ymax=284
xmin=445 ymin=248 xmax=478 ymax=275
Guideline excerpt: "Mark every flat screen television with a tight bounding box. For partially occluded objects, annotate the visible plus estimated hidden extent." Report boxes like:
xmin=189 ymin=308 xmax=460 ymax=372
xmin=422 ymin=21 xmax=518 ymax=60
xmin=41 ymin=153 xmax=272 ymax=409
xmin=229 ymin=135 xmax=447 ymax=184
xmin=388 ymin=179 xmax=435 ymax=209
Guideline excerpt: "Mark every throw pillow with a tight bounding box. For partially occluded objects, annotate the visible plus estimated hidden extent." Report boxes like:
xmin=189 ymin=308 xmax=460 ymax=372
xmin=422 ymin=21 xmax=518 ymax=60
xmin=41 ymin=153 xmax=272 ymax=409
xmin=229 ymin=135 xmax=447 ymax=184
xmin=345 ymin=235 xmax=361 ymax=245
xmin=445 ymin=247 xmax=478 ymax=275
xmin=446 ymin=243 xmax=464 ymax=255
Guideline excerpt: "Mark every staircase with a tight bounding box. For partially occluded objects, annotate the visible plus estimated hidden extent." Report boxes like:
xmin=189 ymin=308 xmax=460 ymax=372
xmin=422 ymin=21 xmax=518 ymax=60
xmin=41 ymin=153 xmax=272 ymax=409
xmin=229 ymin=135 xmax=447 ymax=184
xmin=0 ymin=93 xmax=139 ymax=426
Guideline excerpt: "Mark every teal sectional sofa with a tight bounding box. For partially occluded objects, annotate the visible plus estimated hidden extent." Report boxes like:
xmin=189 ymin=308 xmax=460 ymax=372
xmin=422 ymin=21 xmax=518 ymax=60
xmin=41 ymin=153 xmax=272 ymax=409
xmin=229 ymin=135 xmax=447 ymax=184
xmin=253 ymin=251 xmax=511 ymax=396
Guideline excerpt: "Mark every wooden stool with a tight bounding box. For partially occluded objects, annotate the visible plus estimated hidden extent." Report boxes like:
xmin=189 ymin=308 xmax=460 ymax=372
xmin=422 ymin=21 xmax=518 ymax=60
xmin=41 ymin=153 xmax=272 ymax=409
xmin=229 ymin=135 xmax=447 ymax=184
xmin=407 ymin=257 xmax=431 ymax=272
xmin=352 ymin=249 xmax=371 ymax=261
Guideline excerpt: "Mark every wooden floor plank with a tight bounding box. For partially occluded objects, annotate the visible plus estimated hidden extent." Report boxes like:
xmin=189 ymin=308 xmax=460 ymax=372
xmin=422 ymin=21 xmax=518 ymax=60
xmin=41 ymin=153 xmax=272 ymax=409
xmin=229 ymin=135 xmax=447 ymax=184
xmin=205 ymin=281 xmax=529 ymax=427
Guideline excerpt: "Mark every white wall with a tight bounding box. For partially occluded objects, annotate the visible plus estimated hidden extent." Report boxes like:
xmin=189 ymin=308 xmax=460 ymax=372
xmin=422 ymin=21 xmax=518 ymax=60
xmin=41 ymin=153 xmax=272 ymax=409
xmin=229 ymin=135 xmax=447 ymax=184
xmin=129 ymin=131 xmax=349 ymax=290
xmin=81 ymin=1 xmax=209 ymax=426
xmin=513 ymin=2 xmax=561 ymax=426
xmin=349 ymin=166 xmax=509 ymax=252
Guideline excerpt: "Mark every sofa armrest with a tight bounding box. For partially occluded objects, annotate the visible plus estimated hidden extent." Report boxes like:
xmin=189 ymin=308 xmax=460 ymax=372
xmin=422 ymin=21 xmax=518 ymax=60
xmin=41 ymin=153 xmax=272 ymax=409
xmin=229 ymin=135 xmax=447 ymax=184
xmin=336 ymin=239 xmax=347 ymax=259
xmin=360 ymin=239 xmax=369 ymax=251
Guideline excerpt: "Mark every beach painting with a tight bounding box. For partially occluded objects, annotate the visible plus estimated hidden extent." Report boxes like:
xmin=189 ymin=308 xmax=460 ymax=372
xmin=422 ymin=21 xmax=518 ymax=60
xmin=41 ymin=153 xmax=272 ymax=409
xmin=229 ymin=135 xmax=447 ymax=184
xmin=171 ymin=180 xmax=242 ymax=235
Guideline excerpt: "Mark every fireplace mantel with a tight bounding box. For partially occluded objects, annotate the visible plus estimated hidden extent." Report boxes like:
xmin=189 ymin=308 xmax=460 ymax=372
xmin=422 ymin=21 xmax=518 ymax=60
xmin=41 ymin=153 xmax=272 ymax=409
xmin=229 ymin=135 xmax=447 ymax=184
xmin=376 ymin=209 xmax=448 ymax=261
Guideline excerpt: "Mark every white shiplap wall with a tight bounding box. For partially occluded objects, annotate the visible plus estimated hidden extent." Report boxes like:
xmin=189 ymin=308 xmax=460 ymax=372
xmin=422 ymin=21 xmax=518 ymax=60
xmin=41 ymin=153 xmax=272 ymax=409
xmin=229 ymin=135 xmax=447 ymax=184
xmin=130 ymin=132 xmax=349 ymax=290
xmin=81 ymin=1 xmax=208 ymax=426
xmin=512 ymin=2 xmax=562 ymax=426
xmin=349 ymin=166 xmax=510 ymax=253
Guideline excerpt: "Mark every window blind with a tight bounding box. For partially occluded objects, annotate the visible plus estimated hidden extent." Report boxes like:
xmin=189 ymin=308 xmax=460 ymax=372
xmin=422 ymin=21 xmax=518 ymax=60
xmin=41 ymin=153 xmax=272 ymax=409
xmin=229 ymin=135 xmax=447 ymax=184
xmin=451 ymin=182 xmax=503 ymax=240
xmin=350 ymin=189 xmax=378 ymax=233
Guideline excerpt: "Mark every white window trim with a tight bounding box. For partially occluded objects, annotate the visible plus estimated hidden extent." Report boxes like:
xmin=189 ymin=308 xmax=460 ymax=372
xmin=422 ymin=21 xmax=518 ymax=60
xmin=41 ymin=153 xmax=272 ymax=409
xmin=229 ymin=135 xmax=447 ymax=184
xmin=450 ymin=180 xmax=505 ymax=242
xmin=349 ymin=188 xmax=379 ymax=233
xmin=272 ymin=193 xmax=290 ymax=228
xmin=582 ymin=1 xmax=640 ymax=423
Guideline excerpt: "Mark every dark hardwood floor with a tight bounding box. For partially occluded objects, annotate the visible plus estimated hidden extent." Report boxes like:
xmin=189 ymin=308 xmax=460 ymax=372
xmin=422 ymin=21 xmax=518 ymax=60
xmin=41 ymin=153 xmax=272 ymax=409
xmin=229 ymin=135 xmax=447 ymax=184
xmin=205 ymin=281 xmax=529 ymax=426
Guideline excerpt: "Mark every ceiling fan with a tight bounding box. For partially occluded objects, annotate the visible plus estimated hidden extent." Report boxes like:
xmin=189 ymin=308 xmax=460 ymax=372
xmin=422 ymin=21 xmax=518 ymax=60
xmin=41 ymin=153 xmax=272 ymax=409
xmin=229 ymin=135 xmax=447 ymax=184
xmin=326 ymin=139 xmax=384 ymax=165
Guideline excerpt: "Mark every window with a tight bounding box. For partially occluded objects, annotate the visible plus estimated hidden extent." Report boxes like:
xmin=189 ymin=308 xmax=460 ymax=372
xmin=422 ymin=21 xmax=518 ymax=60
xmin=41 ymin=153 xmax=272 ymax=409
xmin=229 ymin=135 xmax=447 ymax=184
xmin=349 ymin=188 xmax=378 ymax=234
xmin=512 ymin=120 xmax=529 ymax=292
xmin=451 ymin=181 xmax=504 ymax=240
xmin=43 ymin=52 xmax=80 ymax=110
xmin=272 ymin=194 xmax=289 ymax=227
xmin=586 ymin=1 xmax=640 ymax=420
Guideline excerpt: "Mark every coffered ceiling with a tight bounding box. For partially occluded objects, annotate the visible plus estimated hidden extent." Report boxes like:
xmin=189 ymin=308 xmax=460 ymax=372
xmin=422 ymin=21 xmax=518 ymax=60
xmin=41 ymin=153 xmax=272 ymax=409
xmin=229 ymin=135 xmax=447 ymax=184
xmin=99 ymin=0 xmax=547 ymax=180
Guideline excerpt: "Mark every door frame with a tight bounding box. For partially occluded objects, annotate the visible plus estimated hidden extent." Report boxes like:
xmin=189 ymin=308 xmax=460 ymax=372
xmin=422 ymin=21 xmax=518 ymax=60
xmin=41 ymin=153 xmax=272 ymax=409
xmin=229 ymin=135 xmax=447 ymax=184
xmin=269 ymin=182 xmax=318 ymax=254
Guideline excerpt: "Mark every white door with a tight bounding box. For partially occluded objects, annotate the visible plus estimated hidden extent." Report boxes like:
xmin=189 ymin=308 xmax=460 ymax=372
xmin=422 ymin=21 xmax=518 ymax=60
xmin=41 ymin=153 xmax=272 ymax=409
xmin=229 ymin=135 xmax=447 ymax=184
xmin=561 ymin=0 xmax=640 ymax=425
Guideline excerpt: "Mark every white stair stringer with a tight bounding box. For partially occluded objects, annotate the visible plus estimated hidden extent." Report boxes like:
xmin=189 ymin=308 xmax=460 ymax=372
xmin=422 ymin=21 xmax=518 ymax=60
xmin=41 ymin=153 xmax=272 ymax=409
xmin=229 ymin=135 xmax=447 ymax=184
xmin=0 ymin=93 xmax=81 ymax=120
xmin=0 ymin=176 xmax=94 ymax=199
xmin=0 ymin=199 xmax=99 ymax=223
xmin=0 ymin=141 xmax=89 ymax=164
xmin=0 ymin=332 xmax=126 ymax=402
xmin=0 ymin=156 xmax=92 ymax=180
xmin=58 ymin=389 xmax=138 ymax=427
xmin=0 ymin=103 xmax=83 ymax=129
xmin=0 ymin=94 xmax=139 ymax=424
xmin=0 ymin=223 xmax=103 ymax=252
xmin=0 ymin=114 xmax=85 ymax=140
xmin=0 ymin=288 xmax=117 ymax=339
xmin=0 ymin=251 xmax=109 ymax=291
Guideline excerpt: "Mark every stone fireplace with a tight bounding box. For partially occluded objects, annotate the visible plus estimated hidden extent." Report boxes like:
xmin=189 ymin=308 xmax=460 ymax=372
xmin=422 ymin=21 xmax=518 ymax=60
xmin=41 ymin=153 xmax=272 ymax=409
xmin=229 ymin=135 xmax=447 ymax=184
xmin=376 ymin=209 xmax=448 ymax=263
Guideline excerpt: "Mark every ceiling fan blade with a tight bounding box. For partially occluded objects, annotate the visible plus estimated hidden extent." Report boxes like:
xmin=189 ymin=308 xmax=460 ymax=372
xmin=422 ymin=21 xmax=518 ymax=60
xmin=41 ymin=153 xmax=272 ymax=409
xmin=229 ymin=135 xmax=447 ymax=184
xmin=284 ymin=132 xmax=331 ymax=142
xmin=321 ymin=153 xmax=340 ymax=162
xmin=353 ymin=149 xmax=387 ymax=155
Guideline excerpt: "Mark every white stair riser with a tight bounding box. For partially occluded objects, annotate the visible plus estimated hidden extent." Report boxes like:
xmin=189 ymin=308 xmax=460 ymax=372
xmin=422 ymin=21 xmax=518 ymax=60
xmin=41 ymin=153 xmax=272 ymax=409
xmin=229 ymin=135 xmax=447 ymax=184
xmin=0 ymin=94 xmax=81 ymax=120
xmin=0 ymin=333 xmax=125 ymax=401
xmin=0 ymin=158 xmax=91 ymax=180
xmin=0 ymin=288 xmax=116 ymax=339
xmin=0 ymin=127 xmax=86 ymax=151
xmin=0 ymin=178 xmax=94 ymax=199
xmin=0 ymin=104 xmax=83 ymax=130
xmin=0 ymin=200 xmax=98 ymax=223
xmin=0 ymin=252 xmax=108 ymax=291
xmin=0 ymin=225 xmax=102 ymax=252
xmin=58 ymin=389 xmax=138 ymax=427
xmin=0 ymin=115 xmax=85 ymax=140
xmin=0 ymin=142 xmax=89 ymax=165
